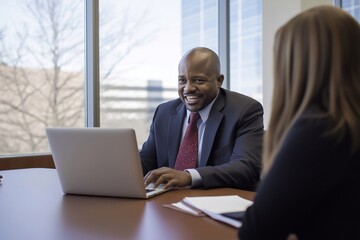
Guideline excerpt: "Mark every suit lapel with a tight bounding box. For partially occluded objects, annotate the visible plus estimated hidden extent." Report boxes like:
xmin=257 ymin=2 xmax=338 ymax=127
xmin=199 ymin=90 xmax=225 ymax=167
xmin=168 ymin=104 xmax=186 ymax=168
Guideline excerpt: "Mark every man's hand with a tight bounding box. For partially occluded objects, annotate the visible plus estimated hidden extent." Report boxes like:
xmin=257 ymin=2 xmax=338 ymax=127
xmin=144 ymin=167 xmax=192 ymax=189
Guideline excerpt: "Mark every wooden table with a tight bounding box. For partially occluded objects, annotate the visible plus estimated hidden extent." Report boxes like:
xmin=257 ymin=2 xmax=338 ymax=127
xmin=0 ymin=168 xmax=254 ymax=240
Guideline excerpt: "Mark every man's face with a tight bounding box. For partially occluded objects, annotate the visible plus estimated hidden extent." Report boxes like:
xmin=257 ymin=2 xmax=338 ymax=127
xmin=178 ymin=53 xmax=223 ymax=112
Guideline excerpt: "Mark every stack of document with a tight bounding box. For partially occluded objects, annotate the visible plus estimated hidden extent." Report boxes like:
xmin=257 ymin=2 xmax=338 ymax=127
xmin=164 ymin=195 xmax=253 ymax=228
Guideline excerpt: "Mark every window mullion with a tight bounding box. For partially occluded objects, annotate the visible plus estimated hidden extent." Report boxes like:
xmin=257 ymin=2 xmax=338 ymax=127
xmin=218 ymin=0 xmax=230 ymax=89
xmin=85 ymin=0 xmax=100 ymax=127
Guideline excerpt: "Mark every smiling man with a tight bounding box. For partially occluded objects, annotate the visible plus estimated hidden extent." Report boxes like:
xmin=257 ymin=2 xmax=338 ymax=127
xmin=141 ymin=47 xmax=264 ymax=191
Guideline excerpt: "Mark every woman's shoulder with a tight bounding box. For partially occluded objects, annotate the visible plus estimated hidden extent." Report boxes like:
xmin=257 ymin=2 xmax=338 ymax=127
xmin=289 ymin=105 xmax=354 ymax=155
xmin=291 ymin=106 xmax=330 ymax=133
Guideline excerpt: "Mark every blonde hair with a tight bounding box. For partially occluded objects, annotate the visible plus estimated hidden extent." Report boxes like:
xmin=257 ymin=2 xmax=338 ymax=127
xmin=263 ymin=6 xmax=360 ymax=173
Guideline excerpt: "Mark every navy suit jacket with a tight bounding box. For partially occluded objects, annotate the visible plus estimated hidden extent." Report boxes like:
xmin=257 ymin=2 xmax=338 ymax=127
xmin=140 ymin=88 xmax=264 ymax=190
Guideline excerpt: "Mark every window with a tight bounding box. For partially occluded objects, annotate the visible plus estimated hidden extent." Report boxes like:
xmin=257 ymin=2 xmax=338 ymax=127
xmin=0 ymin=0 xmax=85 ymax=155
xmin=336 ymin=0 xmax=360 ymax=22
xmin=0 ymin=0 xmax=263 ymax=155
xmin=99 ymin=0 xmax=182 ymax=146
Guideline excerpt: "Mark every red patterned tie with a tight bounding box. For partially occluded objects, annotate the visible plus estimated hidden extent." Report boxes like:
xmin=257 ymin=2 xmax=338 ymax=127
xmin=174 ymin=112 xmax=201 ymax=171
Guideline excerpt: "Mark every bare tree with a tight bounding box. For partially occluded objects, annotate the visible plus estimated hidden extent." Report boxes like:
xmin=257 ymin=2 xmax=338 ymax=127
xmin=0 ymin=0 xmax=154 ymax=154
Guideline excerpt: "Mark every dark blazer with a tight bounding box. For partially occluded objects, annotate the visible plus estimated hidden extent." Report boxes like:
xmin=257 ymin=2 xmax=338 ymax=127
xmin=140 ymin=88 xmax=264 ymax=190
xmin=239 ymin=105 xmax=360 ymax=239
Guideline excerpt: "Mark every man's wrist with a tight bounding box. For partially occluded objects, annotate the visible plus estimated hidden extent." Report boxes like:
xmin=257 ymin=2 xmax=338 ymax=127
xmin=185 ymin=169 xmax=203 ymax=188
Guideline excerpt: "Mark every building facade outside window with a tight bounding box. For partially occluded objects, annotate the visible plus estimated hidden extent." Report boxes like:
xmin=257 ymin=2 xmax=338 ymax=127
xmin=229 ymin=0 xmax=262 ymax=102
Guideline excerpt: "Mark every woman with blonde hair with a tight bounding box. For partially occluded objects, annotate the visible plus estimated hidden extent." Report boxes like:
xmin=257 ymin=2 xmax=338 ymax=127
xmin=239 ymin=5 xmax=360 ymax=239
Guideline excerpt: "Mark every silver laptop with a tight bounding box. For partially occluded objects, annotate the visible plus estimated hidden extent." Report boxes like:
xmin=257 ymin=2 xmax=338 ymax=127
xmin=46 ymin=127 xmax=169 ymax=198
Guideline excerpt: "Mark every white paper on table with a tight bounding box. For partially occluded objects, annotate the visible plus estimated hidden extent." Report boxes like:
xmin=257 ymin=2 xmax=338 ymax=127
xmin=182 ymin=195 xmax=253 ymax=214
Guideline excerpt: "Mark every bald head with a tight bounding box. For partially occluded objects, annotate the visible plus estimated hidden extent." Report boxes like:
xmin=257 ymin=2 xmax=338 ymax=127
xmin=179 ymin=47 xmax=221 ymax=76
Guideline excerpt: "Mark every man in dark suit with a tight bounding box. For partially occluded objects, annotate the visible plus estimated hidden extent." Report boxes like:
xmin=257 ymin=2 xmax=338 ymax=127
xmin=142 ymin=47 xmax=263 ymax=191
